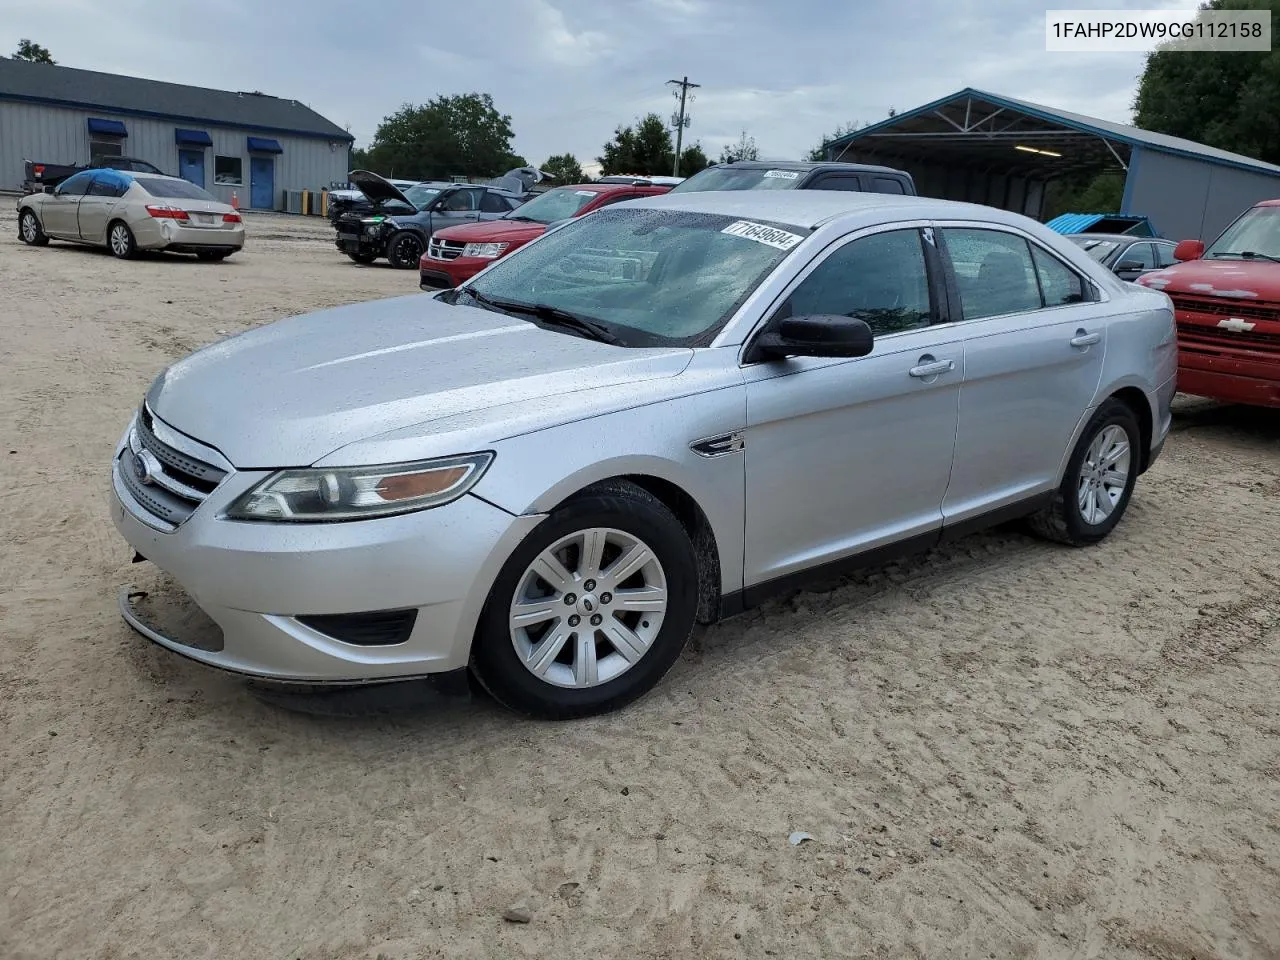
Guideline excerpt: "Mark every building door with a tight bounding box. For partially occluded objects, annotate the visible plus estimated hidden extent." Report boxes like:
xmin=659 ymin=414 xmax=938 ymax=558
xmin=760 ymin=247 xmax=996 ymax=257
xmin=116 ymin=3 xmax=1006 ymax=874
xmin=178 ymin=150 xmax=205 ymax=188
xmin=249 ymin=156 xmax=274 ymax=209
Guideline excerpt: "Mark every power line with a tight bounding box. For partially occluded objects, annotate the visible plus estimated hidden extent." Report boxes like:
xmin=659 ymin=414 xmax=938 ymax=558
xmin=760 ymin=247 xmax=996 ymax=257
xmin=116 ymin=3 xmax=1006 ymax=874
xmin=666 ymin=76 xmax=700 ymax=176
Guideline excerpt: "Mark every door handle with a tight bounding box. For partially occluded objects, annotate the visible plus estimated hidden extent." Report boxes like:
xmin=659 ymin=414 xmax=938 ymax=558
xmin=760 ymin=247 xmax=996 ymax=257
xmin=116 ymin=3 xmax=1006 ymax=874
xmin=908 ymin=358 xmax=955 ymax=379
xmin=1070 ymin=331 xmax=1101 ymax=348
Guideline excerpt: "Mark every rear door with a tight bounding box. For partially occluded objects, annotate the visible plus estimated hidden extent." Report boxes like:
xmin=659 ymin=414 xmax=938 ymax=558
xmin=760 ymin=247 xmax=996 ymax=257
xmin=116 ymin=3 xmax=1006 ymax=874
xmin=807 ymin=174 xmax=863 ymax=192
xmin=41 ymin=170 xmax=94 ymax=237
xmin=936 ymin=224 xmax=1106 ymax=524
xmin=78 ymin=171 xmax=129 ymax=243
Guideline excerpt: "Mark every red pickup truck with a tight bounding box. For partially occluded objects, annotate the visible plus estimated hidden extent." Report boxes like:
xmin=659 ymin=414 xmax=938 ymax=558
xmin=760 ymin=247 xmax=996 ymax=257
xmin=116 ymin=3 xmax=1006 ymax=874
xmin=418 ymin=181 xmax=671 ymax=289
xmin=1136 ymin=200 xmax=1280 ymax=408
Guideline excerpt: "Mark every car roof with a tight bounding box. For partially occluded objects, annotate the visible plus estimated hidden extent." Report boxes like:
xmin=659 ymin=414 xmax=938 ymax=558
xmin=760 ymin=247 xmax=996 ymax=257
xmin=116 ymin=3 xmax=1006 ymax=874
xmin=621 ymin=190 xmax=1037 ymax=230
xmin=708 ymin=159 xmax=907 ymax=176
xmin=1066 ymin=233 xmax=1167 ymax=243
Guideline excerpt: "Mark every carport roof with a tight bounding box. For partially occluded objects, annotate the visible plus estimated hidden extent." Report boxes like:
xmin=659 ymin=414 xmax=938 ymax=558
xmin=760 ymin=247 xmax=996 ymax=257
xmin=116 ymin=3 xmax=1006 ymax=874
xmin=827 ymin=87 xmax=1280 ymax=180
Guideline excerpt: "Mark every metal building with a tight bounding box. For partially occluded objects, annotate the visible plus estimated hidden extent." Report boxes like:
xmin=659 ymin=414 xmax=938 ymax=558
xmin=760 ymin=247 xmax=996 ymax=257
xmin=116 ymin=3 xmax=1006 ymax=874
xmin=0 ymin=58 xmax=353 ymax=209
xmin=825 ymin=88 xmax=1280 ymax=243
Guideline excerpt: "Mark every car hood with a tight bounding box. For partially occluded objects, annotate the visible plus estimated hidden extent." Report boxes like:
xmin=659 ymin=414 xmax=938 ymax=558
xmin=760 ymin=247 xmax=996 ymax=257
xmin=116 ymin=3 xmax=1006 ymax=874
xmin=1139 ymin=258 xmax=1280 ymax=300
xmin=347 ymin=170 xmax=413 ymax=208
xmin=146 ymin=295 xmax=693 ymax=468
xmin=434 ymin=219 xmax=547 ymax=244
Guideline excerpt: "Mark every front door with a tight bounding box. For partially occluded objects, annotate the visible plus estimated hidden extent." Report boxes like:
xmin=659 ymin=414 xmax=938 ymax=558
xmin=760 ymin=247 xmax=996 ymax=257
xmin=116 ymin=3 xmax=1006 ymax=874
xmin=937 ymin=225 xmax=1107 ymax=523
xmin=249 ymin=156 xmax=274 ymax=209
xmin=41 ymin=170 xmax=95 ymax=237
xmin=179 ymin=149 xmax=205 ymax=188
xmin=742 ymin=226 xmax=961 ymax=587
xmin=428 ymin=187 xmax=483 ymax=234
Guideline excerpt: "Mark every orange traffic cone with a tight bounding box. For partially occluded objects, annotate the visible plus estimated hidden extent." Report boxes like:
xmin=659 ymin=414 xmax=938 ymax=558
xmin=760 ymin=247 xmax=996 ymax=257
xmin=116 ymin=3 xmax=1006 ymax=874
xmin=231 ymin=191 xmax=240 ymax=210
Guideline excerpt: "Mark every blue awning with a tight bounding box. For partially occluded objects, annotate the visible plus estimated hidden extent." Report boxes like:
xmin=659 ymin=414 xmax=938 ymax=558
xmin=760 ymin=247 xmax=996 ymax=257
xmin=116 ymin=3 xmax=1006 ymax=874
xmin=87 ymin=117 xmax=127 ymax=136
xmin=1044 ymin=213 xmax=1156 ymax=237
xmin=246 ymin=136 xmax=283 ymax=154
xmin=174 ymin=128 xmax=213 ymax=146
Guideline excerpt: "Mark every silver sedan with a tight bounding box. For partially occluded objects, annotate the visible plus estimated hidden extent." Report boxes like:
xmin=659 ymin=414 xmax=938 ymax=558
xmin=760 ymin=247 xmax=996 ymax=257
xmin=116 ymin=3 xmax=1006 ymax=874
xmin=110 ymin=192 xmax=1176 ymax=718
xmin=18 ymin=170 xmax=244 ymax=260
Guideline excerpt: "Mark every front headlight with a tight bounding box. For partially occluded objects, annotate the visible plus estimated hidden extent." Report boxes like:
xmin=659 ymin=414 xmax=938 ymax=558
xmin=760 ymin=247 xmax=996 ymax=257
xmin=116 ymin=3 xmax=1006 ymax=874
xmin=225 ymin=453 xmax=494 ymax=522
xmin=462 ymin=241 xmax=510 ymax=259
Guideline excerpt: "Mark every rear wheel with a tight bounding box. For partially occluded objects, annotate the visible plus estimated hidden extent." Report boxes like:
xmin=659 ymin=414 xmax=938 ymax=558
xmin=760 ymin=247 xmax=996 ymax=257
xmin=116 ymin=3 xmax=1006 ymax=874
xmin=1028 ymin=398 xmax=1140 ymax=546
xmin=19 ymin=210 xmax=49 ymax=246
xmin=346 ymin=251 xmax=377 ymax=265
xmin=386 ymin=231 xmax=424 ymax=269
xmin=196 ymin=250 xmax=230 ymax=261
xmin=108 ymin=220 xmax=137 ymax=259
xmin=471 ymin=483 xmax=699 ymax=719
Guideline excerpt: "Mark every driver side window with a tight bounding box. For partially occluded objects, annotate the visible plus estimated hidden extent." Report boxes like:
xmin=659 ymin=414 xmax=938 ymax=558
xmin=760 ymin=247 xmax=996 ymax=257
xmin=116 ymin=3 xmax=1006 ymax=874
xmin=56 ymin=172 xmax=95 ymax=196
xmin=778 ymin=228 xmax=932 ymax=336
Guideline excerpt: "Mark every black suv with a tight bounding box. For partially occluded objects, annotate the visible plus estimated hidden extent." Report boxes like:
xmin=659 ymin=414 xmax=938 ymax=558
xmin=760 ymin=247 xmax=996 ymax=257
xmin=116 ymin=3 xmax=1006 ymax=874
xmin=668 ymin=160 xmax=916 ymax=196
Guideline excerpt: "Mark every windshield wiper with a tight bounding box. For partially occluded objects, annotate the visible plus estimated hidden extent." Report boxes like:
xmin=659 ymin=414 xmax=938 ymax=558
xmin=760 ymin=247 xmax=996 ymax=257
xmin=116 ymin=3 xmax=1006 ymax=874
xmin=1210 ymin=250 xmax=1280 ymax=263
xmin=504 ymin=215 xmax=540 ymax=223
xmin=464 ymin=291 xmax=622 ymax=344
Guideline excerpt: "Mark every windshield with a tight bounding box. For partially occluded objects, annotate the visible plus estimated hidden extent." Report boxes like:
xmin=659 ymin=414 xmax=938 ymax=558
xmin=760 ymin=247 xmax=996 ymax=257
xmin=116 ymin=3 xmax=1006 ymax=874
xmin=402 ymin=184 xmax=441 ymax=209
xmin=134 ymin=177 xmax=216 ymax=201
xmin=505 ymin=187 xmax=601 ymax=224
xmin=464 ymin=208 xmax=809 ymax=346
xmin=1205 ymin=205 xmax=1280 ymax=260
xmin=668 ymin=166 xmax=802 ymax=193
xmin=1069 ymin=237 xmax=1119 ymax=262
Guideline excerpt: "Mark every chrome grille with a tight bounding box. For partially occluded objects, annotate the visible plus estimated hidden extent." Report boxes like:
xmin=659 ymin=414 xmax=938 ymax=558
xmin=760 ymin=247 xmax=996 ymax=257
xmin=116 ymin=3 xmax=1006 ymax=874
xmin=116 ymin=407 xmax=226 ymax=528
xmin=427 ymin=237 xmax=465 ymax=261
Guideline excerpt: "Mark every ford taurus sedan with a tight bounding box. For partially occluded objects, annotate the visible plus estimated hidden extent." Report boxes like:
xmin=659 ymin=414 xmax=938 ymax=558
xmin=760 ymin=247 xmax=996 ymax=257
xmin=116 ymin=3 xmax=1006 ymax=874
xmin=18 ymin=169 xmax=244 ymax=260
xmin=110 ymin=192 xmax=1176 ymax=718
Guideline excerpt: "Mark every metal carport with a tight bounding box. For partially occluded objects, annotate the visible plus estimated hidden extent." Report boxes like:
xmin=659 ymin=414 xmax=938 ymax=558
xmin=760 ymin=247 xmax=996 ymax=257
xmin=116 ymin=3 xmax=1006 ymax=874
xmin=824 ymin=87 xmax=1280 ymax=242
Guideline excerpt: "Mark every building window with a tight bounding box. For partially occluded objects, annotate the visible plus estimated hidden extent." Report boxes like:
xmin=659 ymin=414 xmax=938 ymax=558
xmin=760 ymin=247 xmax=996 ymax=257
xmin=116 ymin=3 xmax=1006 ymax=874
xmin=215 ymin=156 xmax=243 ymax=185
xmin=89 ymin=139 xmax=124 ymax=161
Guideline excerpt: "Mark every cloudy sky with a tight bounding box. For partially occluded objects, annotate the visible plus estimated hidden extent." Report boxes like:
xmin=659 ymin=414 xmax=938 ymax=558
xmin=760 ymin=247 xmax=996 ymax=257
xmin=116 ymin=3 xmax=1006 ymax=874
xmin=1 ymin=0 xmax=1195 ymax=169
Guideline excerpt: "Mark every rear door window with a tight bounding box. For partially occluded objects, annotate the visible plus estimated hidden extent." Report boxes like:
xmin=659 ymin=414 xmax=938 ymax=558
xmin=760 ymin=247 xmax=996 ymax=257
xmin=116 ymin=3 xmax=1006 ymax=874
xmin=810 ymin=175 xmax=862 ymax=192
xmin=872 ymin=177 xmax=906 ymax=194
xmin=479 ymin=191 xmax=510 ymax=213
xmin=941 ymin=228 xmax=1043 ymax=320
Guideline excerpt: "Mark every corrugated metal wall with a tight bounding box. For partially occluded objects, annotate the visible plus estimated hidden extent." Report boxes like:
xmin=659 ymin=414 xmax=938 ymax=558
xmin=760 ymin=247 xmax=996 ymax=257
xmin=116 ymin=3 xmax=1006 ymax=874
xmin=0 ymin=100 xmax=349 ymax=209
xmin=1124 ymin=147 xmax=1280 ymax=242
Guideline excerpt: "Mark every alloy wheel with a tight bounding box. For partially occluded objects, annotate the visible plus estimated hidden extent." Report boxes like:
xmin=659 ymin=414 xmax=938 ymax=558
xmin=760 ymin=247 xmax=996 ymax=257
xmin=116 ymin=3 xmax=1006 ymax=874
xmin=1077 ymin=424 xmax=1131 ymax=525
xmin=110 ymin=225 xmax=130 ymax=257
xmin=508 ymin=527 xmax=668 ymax=689
xmin=21 ymin=213 xmax=38 ymax=242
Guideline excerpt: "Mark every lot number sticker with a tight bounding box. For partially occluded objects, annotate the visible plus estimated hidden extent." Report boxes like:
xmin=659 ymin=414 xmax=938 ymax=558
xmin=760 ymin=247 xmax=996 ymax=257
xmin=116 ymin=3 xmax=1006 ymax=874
xmin=763 ymin=170 xmax=800 ymax=180
xmin=721 ymin=220 xmax=804 ymax=250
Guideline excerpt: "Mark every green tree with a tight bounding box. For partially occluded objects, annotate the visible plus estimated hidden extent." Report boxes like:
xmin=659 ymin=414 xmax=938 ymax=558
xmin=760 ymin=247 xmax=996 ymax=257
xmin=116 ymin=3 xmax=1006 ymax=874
xmin=806 ymin=121 xmax=863 ymax=161
xmin=363 ymin=93 xmax=523 ymax=180
xmin=680 ymin=143 xmax=710 ymax=176
xmin=12 ymin=39 xmax=55 ymax=63
xmin=718 ymin=130 xmax=759 ymax=164
xmin=1043 ymin=170 xmax=1127 ymax=219
xmin=542 ymin=153 xmax=586 ymax=184
xmin=1134 ymin=0 xmax=1280 ymax=165
xmin=349 ymin=146 xmax=372 ymax=170
xmin=598 ymin=113 xmax=677 ymax=175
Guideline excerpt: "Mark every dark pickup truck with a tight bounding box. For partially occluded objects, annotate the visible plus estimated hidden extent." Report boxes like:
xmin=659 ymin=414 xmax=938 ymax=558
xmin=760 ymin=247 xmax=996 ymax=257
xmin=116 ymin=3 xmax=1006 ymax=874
xmin=22 ymin=156 xmax=165 ymax=194
xmin=668 ymin=160 xmax=917 ymax=196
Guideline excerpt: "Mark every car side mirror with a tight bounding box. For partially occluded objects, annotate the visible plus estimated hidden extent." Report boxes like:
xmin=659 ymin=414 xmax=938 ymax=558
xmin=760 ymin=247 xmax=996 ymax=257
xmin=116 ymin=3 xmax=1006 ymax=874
xmin=1174 ymin=239 xmax=1204 ymax=261
xmin=1115 ymin=259 xmax=1144 ymax=273
xmin=748 ymin=315 xmax=875 ymax=362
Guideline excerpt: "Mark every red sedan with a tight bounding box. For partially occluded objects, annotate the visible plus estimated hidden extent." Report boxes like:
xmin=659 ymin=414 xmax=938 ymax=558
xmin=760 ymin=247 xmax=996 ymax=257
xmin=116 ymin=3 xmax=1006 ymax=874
xmin=419 ymin=181 xmax=671 ymax=289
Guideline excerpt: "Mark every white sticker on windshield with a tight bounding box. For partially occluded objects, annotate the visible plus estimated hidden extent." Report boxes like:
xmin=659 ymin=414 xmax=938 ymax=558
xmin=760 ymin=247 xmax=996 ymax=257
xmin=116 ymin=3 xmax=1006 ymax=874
xmin=763 ymin=169 xmax=800 ymax=180
xmin=721 ymin=220 xmax=804 ymax=250
xmin=575 ymin=190 xmax=595 ymax=196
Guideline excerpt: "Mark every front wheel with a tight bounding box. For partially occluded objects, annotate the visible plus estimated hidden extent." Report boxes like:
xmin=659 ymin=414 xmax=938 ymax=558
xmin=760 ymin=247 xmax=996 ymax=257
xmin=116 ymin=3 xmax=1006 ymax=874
xmin=386 ymin=231 xmax=424 ymax=269
xmin=1028 ymin=398 xmax=1141 ymax=546
xmin=108 ymin=220 xmax=137 ymax=259
xmin=19 ymin=210 xmax=49 ymax=246
xmin=471 ymin=482 xmax=699 ymax=719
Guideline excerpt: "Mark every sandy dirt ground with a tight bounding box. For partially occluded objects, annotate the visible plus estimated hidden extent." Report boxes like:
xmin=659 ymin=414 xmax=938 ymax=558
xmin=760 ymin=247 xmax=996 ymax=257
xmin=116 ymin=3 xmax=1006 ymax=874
xmin=1 ymin=206 xmax=1278 ymax=960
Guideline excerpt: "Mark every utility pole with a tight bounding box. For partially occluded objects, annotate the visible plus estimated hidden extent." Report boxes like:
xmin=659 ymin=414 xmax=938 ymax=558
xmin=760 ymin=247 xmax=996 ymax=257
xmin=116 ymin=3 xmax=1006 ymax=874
xmin=667 ymin=76 xmax=700 ymax=176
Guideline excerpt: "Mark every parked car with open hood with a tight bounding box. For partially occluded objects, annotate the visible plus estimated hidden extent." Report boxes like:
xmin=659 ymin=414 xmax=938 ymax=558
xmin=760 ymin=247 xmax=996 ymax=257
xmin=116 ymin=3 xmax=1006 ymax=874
xmin=18 ymin=168 xmax=244 ymax=260
xmin=334 ymin=170 xmax=524 ymax=268
xmin=326 ymin=177 xmax=423 ymax=224
xmin=112 ymin=191 xmax=1174 ymax=718
xmin=419 ymin=181 xmax=672 ymax=289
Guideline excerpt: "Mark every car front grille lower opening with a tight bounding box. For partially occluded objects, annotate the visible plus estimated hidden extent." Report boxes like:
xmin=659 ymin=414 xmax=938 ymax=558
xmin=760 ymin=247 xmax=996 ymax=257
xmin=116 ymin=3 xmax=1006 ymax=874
xmin=117 ymin=406 xmax=226 ymax=527
xmin=296 ymin=609 xmax=419 ymax=646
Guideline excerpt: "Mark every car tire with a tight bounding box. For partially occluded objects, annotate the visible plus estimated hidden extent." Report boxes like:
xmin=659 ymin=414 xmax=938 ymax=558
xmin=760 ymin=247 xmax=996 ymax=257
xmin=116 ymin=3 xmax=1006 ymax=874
xmin=19 ymin=210 xmax=50 ymax=246
xmin=196 ymin=250 xmax=231 ymax=261
xmin=346 ymin=252 xmax=377 ymax=265
xmin=107 ymin=220 xmax=137 ymax=259
xmin=1027 ymin=398 xmax=1141 ymax=546
xmin=386 ymin=231 xmax=424 ymax=269
xmin=471 ymin=481 xmax=699 ymax=719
